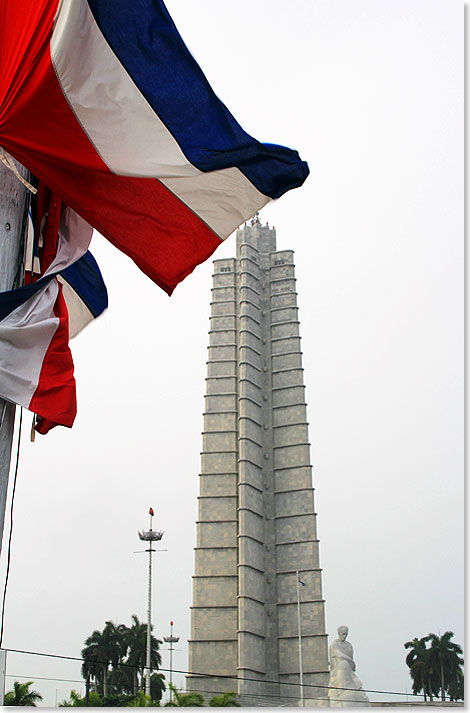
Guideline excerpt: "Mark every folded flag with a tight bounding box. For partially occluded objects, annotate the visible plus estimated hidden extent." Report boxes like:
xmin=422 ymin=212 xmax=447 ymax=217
xmin=0 ymin=0 xmax=309 ymax=295
xmin=0 ymin=183 xmax=108 ymax=434
xmin=298 ymin=575 xmax=306 ymax=587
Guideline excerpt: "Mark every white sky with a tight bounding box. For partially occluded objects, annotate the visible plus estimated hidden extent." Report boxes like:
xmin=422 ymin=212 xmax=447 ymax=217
xmin=1 ymin=0 xmax=463 ymax=707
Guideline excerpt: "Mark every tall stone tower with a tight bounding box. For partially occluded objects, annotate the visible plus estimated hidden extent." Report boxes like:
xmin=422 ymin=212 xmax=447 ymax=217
xmin=187 ymin=220 xmax=329 ymax=706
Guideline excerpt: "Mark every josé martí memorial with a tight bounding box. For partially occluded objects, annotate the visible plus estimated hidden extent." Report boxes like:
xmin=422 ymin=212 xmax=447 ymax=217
xmin=186 ymin=218 xmax=336 ymax=706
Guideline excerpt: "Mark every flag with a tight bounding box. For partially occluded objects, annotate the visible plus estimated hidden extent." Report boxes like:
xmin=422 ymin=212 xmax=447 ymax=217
xmin=298 ymin=575 xmax=306 ymax=587
xmin=0 ymin=0 xmax=309 ymax=296
xmin=0 ymin=183 xmax=107 ymax=434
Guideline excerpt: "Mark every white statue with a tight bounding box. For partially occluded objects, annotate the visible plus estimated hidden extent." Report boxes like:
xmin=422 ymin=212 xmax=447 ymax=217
xmin=328 ymin=626 xmax=370 ymax=707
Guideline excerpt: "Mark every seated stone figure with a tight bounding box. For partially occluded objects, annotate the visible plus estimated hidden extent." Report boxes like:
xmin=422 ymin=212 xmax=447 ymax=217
xmin=328 ymin=626 xmax=370 ymax=706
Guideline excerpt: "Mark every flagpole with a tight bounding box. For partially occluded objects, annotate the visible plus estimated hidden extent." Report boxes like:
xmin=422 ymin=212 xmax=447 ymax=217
xmin=0 ymin=157 xmax=30 ymax=558
xmin=296 ymin=571 xmax=304 ymax=707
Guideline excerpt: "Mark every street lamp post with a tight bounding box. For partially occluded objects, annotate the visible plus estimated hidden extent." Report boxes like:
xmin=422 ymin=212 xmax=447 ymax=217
xmin=138 ymin=507 xmax=163 ymax=698
xmin=163 ymin=621 xmax=180 ymax=704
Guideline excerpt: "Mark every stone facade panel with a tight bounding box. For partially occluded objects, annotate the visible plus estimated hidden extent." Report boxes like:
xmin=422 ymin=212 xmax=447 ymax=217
xmin=192 ymin=575 xmax=237 ymax=607
xmin=277 ymin=570 xmax=323 ymax=603
xmin=272 ymin=404 xmax=307 ymax=426
xmin=189 ymin=641 xmax=237 ymax=676
xmin=204 ymin=412 xmax=236 ymax=432
xmin=206 ymin=360 xmax=236 ymax=377
xmin=239 ymin=508 xmax=264 ymax=542
xmin=197 ymin=521 xmax=237 ymax=548
xmin=194 ymin=547 xmax=237 ymax=576
xmin=211 ymin=286 xmax=236 ymax=301
xmin=275 ymin=513 xmax=317 ymax=544
xmin=210 ymin=302 xmax=236 ymax=317
xmin=276 ymin=540 xmax=320 ymax=573
xmin=191 ymin=606 xmax=237 ymax=640
xmin=273 ymin=423 xmax=309 ymax=447
xmin=271 ymin=336 xmax=301 ymax=354
xmin=271 ymin=352 xmax=302 ymax=371
xmin=272 ymin=386 xmax=306 ymax=407
xmin=271 ymin=321 xmax=300 ymax=339
xmin=200 ymin=451 xmax=237 ymax=474
xmin=198 ymin=495 xmax=237 ymax=521
xmin=274 ymin=466 xmax=312 ymax=492
xmin=205 ymin=376 xmax=236 ymax=394
xmin=202 ymin=431 xmax=237 ymax=452
xmin=238 ymin=536 xmax=265 ymax=571
xmin=209 ymin=330 xmax=236 ymax=346
xmin=278 ymin=601 xmax=326 ymax=638
xmin=274 ymin=444 xmax=310 ymax=469
xmin=271 ymin=292 xmax=297 ymax=309
xmin=204 ymin=394 xmax=237 ymax=412
xmin=210 ymin=315 xmax=236 ymax=330
xmin=275 ymin=489 xmax=314 ymax=517
xmin=199 ymin=474 xmax=237 ymax=497
xmin=272 ymin=368 xmax=304 ymax=389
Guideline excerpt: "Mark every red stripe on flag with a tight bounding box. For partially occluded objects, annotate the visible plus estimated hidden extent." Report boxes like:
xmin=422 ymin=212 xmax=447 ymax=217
xmin=30 ymin=284 xmax=76 ymax=434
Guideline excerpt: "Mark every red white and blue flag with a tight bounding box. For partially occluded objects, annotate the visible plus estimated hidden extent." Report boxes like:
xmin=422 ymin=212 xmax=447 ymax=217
xmin=0 ymin=184 xmax=107 ymax=434
xmin=0 ymin=0 xmax=309 ymax=431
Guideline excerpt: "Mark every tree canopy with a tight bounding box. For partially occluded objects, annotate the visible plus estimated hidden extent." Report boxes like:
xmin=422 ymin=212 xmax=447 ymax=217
xmin=80 ymin=615 xmax=165 ymax=701
xmin=404 ymin=631 xmax=464 ymax=702
xmin=4 ymin=681 xmax=43 ymax=706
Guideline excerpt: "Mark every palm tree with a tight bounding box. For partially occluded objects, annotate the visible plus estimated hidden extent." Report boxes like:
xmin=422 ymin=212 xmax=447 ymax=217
xmin=165 ymin=683 xmax=204 ymax=706
xmin=209 ymin=691 xmax=240 ymax=706
xmin=404 ymin=636 xmax=438 ymax=700
xmin=150 ymin=672 xmax=167 ymax=702
xmin=427 ymin=632 xmax=464 ymax=701
xmin=81 ymin=621 xmax=122 ymax=697
xmin=4 ymin=681 xmax=43 ymax=706
xmin=124 ymin=614 xmax=162 ymax=696
xmin=108 ymin=662 xmax=134 ymax=696
xmin=447 ymin=670 xmax=464 ymax=701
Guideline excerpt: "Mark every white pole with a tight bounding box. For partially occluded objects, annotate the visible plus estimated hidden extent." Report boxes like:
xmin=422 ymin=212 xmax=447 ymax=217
xmin=0 ymin=158 xmax=30 ymax=558
xmin=0 ymin=648 xmax=6 ymax=705
xmin=169 ymin=622 xmax=174 ymax=698
xmin=145 ymin=510 xmax=153 ymax=698
xmin=296 ymin=571 xmax=304 ymax=707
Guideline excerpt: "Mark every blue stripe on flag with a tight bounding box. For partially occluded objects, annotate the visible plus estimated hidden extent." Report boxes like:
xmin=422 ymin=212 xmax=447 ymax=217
xmin=0 ymin=276 xmax=54 ymax=323
xmin=60 ymin=251 xmax=108 ymax=318
xmin=86 ymin=0 xmax=309 ymax=199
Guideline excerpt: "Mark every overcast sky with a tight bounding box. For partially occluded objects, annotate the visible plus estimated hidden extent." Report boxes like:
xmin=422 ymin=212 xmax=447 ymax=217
xmin=1 ymin=0 xmax=463 ymax=707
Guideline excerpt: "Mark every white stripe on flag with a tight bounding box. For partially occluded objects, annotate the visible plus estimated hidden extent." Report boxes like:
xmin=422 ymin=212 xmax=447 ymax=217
xmin=58 ymin=276 xmax=95 ymax=338
xmin=44 ymin=206 xmax=93 ymax=276
xmin=50 ymin=0 xmax=268 ymax=239
xmin=0 ymin=281 xmax=59 ymax=407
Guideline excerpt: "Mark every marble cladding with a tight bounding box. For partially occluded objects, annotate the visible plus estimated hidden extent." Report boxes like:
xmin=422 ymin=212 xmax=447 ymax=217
xmin=187 ymin=224 xmax=328 ymax=703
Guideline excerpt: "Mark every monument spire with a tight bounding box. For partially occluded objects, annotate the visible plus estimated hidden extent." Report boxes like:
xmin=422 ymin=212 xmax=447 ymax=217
xmin=187 ymin=221 xmax=328 ymax=705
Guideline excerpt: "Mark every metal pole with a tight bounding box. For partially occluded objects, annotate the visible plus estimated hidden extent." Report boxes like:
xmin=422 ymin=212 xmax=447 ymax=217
xmin=0 ymin=158 xmax=30 ymax=558
xmin=138 ymin=508 xmax=163 ymax=700
xmin=146 ymin=509 xmax=153 ymax=698
xmin=296 ymin=571 xmax=304 ymax=707
xmin=169 ymin=622 xmax=175 ymax=701
xmin=164 ymin=622 xmax=179 ymax=705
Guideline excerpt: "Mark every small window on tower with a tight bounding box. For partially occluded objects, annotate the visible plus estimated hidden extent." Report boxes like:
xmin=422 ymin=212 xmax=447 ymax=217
xmin=220 ymin=266 xmax=231 ymax=272
xmin=274 ymin=259 xmax=285 ymax=265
